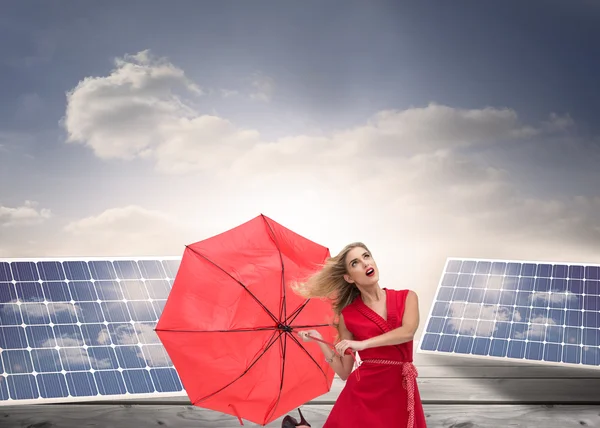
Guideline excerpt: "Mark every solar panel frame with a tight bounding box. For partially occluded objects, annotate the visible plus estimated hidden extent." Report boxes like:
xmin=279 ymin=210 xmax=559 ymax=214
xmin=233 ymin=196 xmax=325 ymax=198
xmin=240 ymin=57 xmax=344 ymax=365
xmin=0 ymin=256 xmax=188 ymax=405
xmin=417 ymin=257 xmax=600 ymax=370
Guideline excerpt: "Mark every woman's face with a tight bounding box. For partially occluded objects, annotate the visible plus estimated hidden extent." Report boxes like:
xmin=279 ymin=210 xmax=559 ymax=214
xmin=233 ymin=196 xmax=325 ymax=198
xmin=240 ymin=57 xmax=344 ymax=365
xmin=343 ymin=246 xmax=379 ymax=287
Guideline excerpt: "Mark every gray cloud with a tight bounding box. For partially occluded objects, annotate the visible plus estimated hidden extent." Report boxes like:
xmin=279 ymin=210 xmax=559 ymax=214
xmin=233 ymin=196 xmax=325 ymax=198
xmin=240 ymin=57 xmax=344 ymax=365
xmin=249 ymin=72 xmax=275 ymax=102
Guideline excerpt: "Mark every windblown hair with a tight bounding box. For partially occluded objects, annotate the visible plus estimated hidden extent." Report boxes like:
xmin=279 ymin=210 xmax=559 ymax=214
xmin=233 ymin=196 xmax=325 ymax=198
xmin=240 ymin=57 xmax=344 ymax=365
xmin=292 ymin=242 xmax=370 ymax=316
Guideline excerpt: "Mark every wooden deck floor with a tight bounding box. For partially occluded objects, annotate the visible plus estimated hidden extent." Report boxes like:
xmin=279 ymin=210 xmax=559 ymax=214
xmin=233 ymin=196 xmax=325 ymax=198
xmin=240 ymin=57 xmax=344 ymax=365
xmin=3 ymin=352 xmax=600 ymax=427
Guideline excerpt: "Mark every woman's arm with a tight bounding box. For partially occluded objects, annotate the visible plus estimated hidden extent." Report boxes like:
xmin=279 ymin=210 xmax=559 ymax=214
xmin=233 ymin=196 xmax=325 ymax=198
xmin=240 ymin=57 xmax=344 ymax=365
xmin=335 ymin=290 xmax=420 ymax=354
xmin=362 ymin=290 xmax=419 ymax=349
xmin=330 ymin=314 xmax=357 ymax=381
xmin=298 ymin=314 xmax=356 ymax=381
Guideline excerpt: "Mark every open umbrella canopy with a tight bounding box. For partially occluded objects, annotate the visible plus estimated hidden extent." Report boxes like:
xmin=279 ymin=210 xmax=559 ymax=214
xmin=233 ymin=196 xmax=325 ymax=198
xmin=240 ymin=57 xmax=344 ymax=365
xmin=155 ymin=215 xmax=336 ymax=425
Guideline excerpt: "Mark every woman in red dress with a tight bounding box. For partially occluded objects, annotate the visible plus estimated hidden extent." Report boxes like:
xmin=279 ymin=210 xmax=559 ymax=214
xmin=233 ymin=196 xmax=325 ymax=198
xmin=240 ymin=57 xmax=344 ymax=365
xmin=294 ymin=242 xmax=427 ymax=428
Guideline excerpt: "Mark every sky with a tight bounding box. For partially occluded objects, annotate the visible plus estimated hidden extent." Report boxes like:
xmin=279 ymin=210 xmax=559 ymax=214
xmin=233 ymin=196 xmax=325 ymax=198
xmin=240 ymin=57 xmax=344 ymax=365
xmin=1 ymin=0 xmax=600 ymax=339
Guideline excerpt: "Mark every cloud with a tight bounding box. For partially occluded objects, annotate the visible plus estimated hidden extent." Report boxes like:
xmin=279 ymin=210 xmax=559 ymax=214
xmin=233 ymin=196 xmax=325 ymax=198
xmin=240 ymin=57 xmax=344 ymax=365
xmin=232 ymin=104 xmax=577 ymax=182
xmin=0 ymin=201 xmax=52 ymax=227
xmin=0 ymin=203 xmax=207 ymax=258
xmin=342 ymin=104 xmax=544 ymax=150
xmin=60 ymin=205 xmax=190 ymax=256
xmin=541 ymin=113 xmax=575 ymax=133
xmin=63 ymin=49 xmax=203 ymax=160
xmin=219 ymin=89 xmax=240 ymax=98
xmin=63 ymin=50 xmax=261 ymax=175
xmin=249 ymin=72 xmax=275 ymax=102
xmin=63 ymin=50 xmax=571 ymax=177
xmin=59 ymin=51 xmax=600 ymax=255
xmin=443 ymin=300 xmax=567 ymax=341
xmin=151 ymin=116 xmax=260 ymax=174
xmin=213 ymin=74 xmax=274 ymax=101
xmin=42 ymin=49 xmax=600 ymax=339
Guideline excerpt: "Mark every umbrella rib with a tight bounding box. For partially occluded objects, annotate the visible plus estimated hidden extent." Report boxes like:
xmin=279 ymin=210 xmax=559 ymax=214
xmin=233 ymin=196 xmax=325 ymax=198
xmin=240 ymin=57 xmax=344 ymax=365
xmin=289 ymin=323 xmax=331 ymax=329
xmin=264 ymin=327 xmax=288 ymax=424
xmin=192 ymin=330 xmax=283 ymax=406
xmin=285 ymin=299 xmax=309 ymax=325
xmin=287 ymin=333 xmax=329 ymax=380
xmin=186 ymin=246 xmax=279 ymax=324
xmin=262 ymin=216 xmax=287 ymax=323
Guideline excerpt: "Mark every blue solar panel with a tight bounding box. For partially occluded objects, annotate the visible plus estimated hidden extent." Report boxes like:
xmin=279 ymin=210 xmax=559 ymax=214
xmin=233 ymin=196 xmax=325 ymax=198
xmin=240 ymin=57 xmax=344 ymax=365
xmin=0 ymin=257 xmax=185 ymax=404
xmin=417 ymin=258 xmax=600 ymax=368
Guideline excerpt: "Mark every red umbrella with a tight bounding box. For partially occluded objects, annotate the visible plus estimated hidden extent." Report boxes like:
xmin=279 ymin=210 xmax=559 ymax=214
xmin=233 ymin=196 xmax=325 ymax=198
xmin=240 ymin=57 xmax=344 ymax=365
xmin=155 ymin=214 xmax=336 ymax=426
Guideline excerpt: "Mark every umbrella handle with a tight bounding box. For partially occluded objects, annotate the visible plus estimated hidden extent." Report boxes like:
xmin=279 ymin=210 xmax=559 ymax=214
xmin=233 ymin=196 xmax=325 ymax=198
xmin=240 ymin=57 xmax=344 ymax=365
xmin=305 ymin=334 xmax=353 ymax=356
xmin=303 ymin=333 xmax=361 ymax=381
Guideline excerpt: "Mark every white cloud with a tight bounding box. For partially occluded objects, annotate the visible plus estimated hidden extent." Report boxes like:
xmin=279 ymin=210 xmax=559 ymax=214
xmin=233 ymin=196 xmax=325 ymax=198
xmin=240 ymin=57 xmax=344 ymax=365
xmin=63 ymin=49 xmax=203 ymax=160
xmin=63 ymin=50 xmax=570 ymax=178
xmin=59 ymin=205 xmax=190 ymax=257
xmin=152 ymin=115 xmax=260 ymax=174
xmin=65 ymin=205 xmax=169 ymax=234
xmin=0 ymin=200 xmax=52 ymax=227
xmin=228 ymin=104 xmax=574 ymax=183
xmin=63 ymin=50 xmax=260 ymax=174
xmin=339 ymin=104 xmax=543 ymax=151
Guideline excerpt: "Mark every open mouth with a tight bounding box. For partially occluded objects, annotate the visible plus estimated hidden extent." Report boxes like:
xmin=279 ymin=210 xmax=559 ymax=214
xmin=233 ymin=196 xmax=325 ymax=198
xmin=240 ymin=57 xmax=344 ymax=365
xmin=366 ymin=268 xmax=375 ymax=277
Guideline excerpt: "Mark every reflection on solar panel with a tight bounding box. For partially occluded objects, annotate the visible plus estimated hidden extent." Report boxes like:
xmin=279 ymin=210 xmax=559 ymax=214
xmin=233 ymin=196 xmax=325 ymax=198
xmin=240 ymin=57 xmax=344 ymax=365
xmin=417 ymin=258 xmax=600 ymax=368
xmin=0 ymin=256 xmax=184 ymax=404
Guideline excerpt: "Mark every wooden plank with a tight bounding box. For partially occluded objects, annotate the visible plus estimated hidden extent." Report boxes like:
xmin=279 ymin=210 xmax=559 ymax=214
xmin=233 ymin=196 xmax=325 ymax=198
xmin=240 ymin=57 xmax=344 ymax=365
xmin=425 ymin=404 xmax=600 ymax=428
xmin=310 ymin=377 xmax=600 ymax=403
xmin=1 ymin=404 xmax=600 ymax=427
xmin=414 ymin=351 xmax=600 ymax=370
xmin=412 ymin=378 xmax=600 ymax=403
xmin=111 ymin=376 xmax=600 ymax=404
xmin=417 ymin=364 xmax=600 ymax=378
xmin=414 ymin=351 xmax=600 ymax=377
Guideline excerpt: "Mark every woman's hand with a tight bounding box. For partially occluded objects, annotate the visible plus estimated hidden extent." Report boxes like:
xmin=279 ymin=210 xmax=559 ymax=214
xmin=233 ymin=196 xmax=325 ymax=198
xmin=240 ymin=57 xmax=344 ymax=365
xmin=298 ymin=329 xmax=323 ymax=342
xmin=335 ymin=339 xmax=367 ymax=356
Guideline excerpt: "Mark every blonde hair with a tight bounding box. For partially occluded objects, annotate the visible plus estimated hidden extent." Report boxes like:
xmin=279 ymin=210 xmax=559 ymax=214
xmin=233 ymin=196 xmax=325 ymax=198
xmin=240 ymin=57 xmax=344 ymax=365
xmin=292 ymin=242 xmax=370 ymax=316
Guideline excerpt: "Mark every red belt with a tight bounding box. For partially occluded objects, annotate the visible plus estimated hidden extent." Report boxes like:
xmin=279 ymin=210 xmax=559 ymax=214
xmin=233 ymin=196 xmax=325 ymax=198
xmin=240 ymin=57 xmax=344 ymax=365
xmin=360 ymin=359 xmax=418 ymax=428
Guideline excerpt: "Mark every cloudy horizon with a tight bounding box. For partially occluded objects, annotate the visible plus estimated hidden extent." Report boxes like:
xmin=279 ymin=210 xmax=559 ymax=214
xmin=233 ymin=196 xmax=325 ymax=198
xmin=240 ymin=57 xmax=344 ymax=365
xmin=2 ymin=1 xmax=600 ymax=336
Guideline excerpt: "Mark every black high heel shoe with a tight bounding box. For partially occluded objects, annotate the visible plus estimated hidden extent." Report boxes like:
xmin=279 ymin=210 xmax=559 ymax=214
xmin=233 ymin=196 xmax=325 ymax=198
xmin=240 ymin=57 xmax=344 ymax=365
xmin=281 ymin=408 xmax=311 ymax=427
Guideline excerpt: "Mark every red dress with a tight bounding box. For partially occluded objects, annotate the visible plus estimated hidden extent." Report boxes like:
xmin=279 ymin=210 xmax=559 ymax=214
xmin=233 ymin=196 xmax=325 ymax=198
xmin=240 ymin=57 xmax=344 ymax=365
xmin=323 ymin=289 xmax=427 ymax=428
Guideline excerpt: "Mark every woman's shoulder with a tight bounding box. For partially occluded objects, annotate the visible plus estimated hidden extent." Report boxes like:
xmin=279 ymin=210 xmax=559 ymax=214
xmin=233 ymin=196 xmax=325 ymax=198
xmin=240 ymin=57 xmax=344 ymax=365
xmin=386 ymin=287 xmax=415 ymax=296
xmin=340 ymin=294 xmax=361 ymax=316
xmin=387 ymin=288 xmax=418 ymax=302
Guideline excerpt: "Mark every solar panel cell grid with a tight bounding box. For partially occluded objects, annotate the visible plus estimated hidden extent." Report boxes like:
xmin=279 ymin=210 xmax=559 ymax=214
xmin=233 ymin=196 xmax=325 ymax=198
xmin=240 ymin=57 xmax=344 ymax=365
xmin=0 ymin=257 xmax=184 ymax=404
xmin=418 ymin=258 xmax=600 ymax=368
